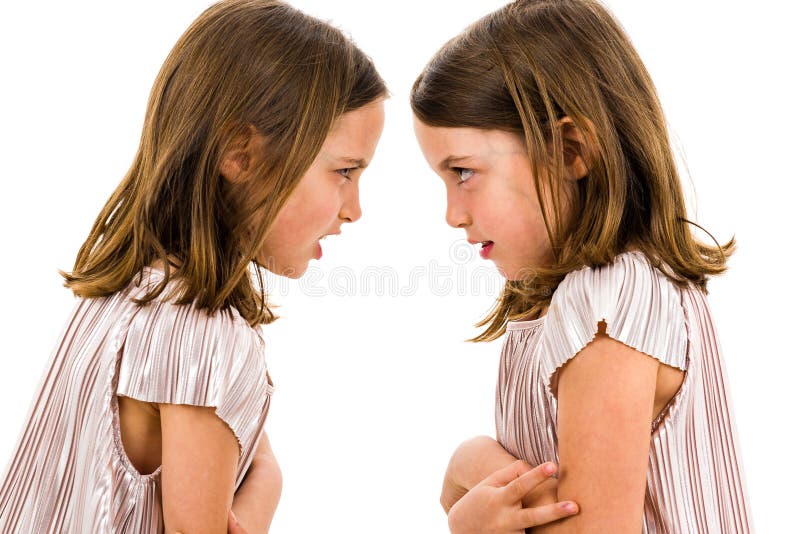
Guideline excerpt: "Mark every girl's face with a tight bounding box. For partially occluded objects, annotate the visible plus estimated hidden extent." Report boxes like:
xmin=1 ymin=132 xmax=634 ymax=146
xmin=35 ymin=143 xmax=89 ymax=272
xmin=413 ymin=119 xmax=560 ymax=280
xmin=258 ymin=100 xmax=385 ymax=278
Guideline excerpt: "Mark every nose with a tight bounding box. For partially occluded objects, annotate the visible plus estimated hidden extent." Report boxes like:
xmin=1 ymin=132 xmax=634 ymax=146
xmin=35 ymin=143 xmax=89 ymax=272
xmin=339 ymin=185 xmax=362 ymax=223
xmin=445 ymin=187 xmax=471 ymax=229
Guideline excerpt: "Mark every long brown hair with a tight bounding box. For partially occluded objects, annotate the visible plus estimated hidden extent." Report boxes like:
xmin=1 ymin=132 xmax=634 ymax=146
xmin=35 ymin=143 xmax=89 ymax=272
xmin=411 ymin=0 xmax=734 ymax=341
xmin=61 ymin=0 xmax=387 ymax=326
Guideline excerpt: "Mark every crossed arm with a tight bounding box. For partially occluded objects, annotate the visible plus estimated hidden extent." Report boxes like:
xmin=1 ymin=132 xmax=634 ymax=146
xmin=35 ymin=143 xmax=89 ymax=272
xmin=159 ymin=404 xmax=281 ymax=534
xmin=445 ymin=332 xmax=663 ymax=533
xmin=157 ymin=332 xmax=661 ymax=532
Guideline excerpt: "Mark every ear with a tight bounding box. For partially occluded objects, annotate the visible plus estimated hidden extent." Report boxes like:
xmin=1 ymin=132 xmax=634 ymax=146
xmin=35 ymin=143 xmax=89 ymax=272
xmin=220 ymin=124 xmax=262 ymax=184
xmin=556 ymin=116 xmax=598 ymax=181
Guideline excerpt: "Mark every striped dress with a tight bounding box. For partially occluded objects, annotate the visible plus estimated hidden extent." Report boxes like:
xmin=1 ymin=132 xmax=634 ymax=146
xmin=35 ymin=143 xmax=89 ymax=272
xmin=496 ymin=250 xmax=752 ymax=533
xmin=0 ymin=266 xmax=273 ymax=532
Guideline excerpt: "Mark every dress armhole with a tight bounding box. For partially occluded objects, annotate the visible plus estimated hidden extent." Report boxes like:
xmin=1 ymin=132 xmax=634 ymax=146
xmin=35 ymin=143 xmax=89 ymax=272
xmin=538 ymin=252 xmax=689 ymax=398
xmin=115 ymin=298 xmax=269 ymax=460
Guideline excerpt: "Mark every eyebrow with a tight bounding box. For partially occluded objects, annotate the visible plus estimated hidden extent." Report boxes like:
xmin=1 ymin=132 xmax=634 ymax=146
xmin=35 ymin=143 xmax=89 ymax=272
xmin=341 ymin=157 xmax=368 ymax=168
xmin=438 ymin=155 xmax=472 ymax=172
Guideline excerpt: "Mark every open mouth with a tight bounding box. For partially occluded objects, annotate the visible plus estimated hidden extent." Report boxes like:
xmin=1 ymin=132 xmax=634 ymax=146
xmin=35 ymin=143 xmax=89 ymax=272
xmin=315 ymin=231 xmax=341 ymax=259
xmin=479 ymin=241 xmax=494 ymax=259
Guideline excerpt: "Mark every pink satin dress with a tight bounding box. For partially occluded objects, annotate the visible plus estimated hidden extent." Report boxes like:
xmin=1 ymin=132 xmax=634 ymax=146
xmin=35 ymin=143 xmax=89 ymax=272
xmin=0 ymin=266 xmax=273 ymax=532
xmin=496 ymin=251 xmax=752 ymax=532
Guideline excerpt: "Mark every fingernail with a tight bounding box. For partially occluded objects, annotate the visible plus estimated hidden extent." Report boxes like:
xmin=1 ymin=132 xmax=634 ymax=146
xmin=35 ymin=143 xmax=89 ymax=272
xmin=561 ymin=502 xmax=578 ymax=514
xmin=230 ymin=510 xmax=239 ymax=525
xmin=543 ymin=462 xmax=557 ymax=475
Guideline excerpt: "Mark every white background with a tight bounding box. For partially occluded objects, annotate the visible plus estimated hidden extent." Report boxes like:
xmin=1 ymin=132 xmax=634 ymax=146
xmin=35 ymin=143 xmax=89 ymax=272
xmin=0 ymin=1 xmax=797 ymax=532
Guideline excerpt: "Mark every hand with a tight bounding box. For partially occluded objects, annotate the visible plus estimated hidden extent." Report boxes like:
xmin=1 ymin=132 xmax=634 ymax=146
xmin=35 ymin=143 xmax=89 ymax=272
xmin=442 ymin=436 xmax=509 ymax=512
xmin=522 ymin=475 xmax=559 ymax=509
xmin=447 ymin=460 xmax=578 ymax=534
xmin=442 ymin=477 xmax=469 ymax=516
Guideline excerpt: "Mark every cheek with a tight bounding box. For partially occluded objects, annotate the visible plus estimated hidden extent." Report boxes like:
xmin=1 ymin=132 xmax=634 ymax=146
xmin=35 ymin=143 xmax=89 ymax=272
xmin=477 ymin=189 xmax=550 ymax=261
xmin=270 ymin=184 xmax=340 ymax=244
xmin=300 ymin=187 xmax=341 ymax=231
xmin=476 ymin=185 xmax=537 ymax=232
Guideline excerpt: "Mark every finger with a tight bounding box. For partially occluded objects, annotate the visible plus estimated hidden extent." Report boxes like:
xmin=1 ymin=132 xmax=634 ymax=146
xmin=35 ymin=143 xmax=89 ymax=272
xmin=481 ymin=459 xmax=534 ymax=487
xmin=508 ymin=501 xmax=580 ymax=529
xmin=503 ymin=461 xmax=558 ymax=502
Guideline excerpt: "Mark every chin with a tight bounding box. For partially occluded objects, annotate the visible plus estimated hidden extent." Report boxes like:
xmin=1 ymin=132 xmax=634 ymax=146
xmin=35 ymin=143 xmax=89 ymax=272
xmin=497 ymin=262 xmax=536 ymax=282
xmin=290 ymin=264 xmax=309 ymax=279
xmin=265 ymin=260 xmax=309 ymax=279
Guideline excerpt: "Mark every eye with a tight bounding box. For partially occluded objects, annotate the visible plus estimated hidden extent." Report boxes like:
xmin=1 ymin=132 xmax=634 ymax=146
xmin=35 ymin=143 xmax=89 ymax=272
xmin=453 ymin=167 xmax=475 ymax=183
xmin=336 ymin=167 xmax=357 ymax=181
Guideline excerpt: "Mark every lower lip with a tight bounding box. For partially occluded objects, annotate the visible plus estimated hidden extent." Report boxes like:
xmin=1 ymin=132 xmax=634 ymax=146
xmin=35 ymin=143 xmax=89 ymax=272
xmin=314 ymin=242 xmax=322 ymax=260
xmin=479 ymin=242 xmax=494 ymax=259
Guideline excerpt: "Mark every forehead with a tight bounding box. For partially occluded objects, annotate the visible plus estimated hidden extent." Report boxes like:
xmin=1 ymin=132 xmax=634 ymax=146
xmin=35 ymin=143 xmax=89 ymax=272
xmin=413 ymin=120 xmax=485 ymax=149
xmin=324 ymin=101 xmax=385 ymax=146
xmin=413 ymin=119 xmax=525 ymax=164
xmin=313 ymin=101 xmax=385 ymax=167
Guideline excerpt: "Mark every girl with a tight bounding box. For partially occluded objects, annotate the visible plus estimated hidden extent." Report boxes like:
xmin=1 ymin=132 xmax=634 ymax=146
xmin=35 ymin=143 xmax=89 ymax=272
xmin=0 ymin=1 xmax=386 ymax=532
xmin=412 ymin=0 xmax=752 ymax=532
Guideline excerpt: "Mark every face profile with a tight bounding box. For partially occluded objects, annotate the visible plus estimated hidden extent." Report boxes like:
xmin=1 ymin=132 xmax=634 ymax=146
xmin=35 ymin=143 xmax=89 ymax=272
xmin=223 ymin=99 xmax=386 ymax=279
xmin=413 ymin=117 xmax=588 ymax=280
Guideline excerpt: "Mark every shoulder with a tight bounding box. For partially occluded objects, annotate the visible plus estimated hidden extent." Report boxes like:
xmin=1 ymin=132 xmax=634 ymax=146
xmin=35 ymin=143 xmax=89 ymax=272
xmin=550 ymin=249 xmax=685 ymax=328
xmin=116 ymin=267 xmax=269 ymax=469
xmin=126 ymin=266 xmax=263 ymax=350
xmin=554 ymin=250 xmax=679 ymax=306
xmin=119 ymin=268 xmax=266 ymax=404
xmin=548 ymin=250 xmax=685 ymax=333
xmin=539 ymin=251 xmax=688 ymax=394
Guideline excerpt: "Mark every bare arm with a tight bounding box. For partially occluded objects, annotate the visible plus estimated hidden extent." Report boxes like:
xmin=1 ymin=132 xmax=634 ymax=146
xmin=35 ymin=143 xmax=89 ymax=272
xmin=229 ymin=430 xmax=282 ymax=533
xmin=160 ymin=404 xmax=239 ymax=533
xmin=448 ymin=461 xmax=576 ymax=534
xmin=442 ymin=437 xmax=578 ymax=533
xmin=537 ymin=332 xmax=658 ymax=533
xmin=442 ymin=436 xmax=566 ymax=511
xmin=441 ymin=436 xmax=519 ymax=512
